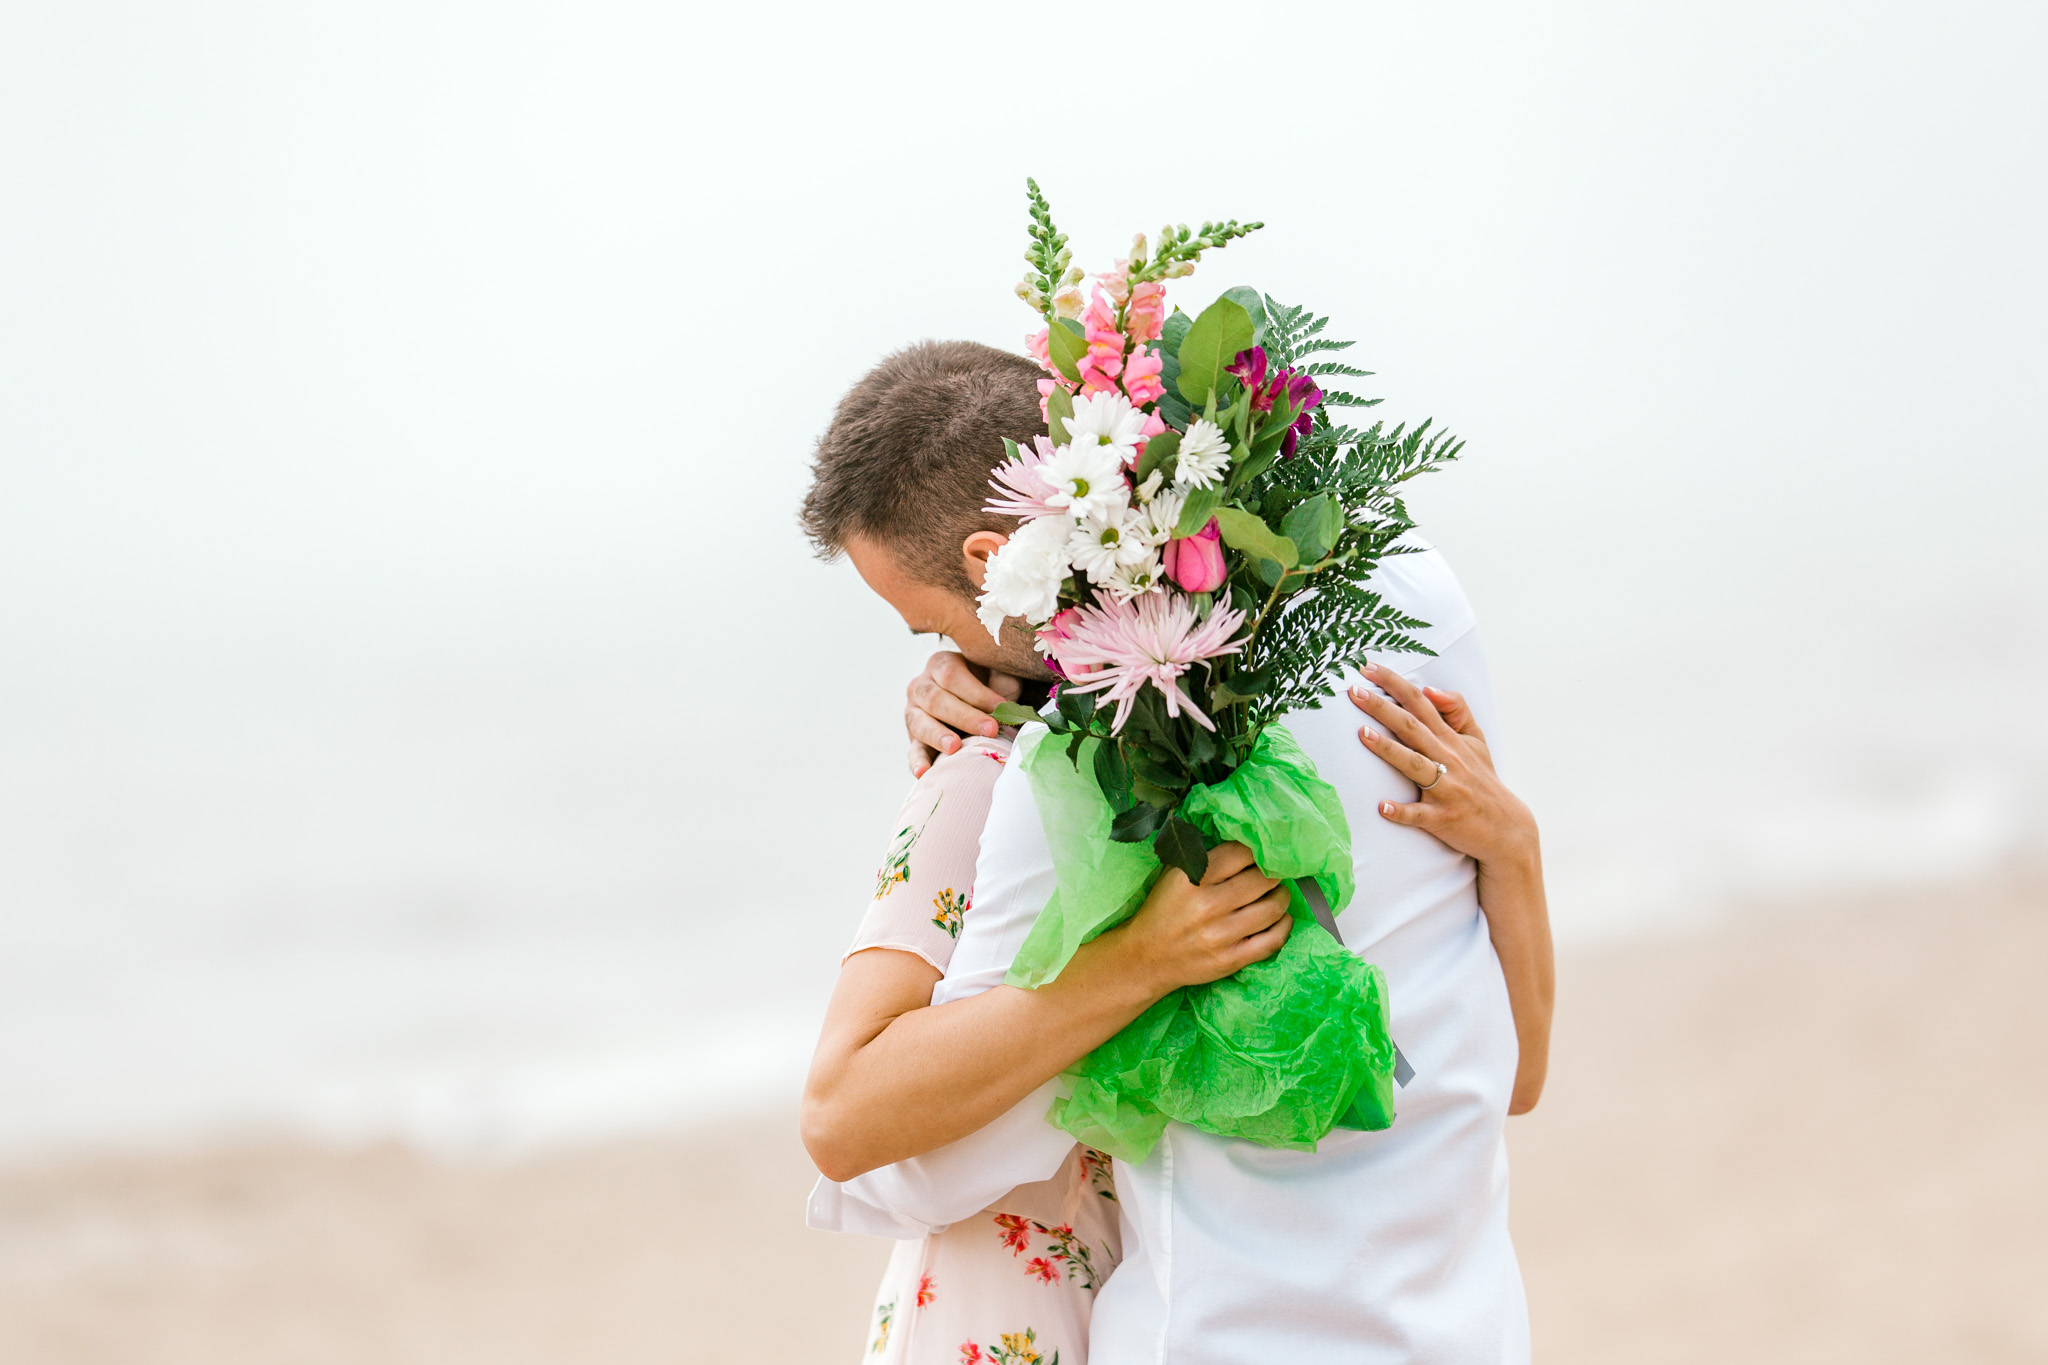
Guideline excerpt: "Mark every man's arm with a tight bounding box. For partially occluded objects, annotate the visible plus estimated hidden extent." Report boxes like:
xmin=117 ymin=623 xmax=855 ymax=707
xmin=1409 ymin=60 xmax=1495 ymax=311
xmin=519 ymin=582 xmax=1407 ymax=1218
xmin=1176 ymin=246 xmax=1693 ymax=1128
xmin=802 ymin=843 xmax=1294 ymax=1182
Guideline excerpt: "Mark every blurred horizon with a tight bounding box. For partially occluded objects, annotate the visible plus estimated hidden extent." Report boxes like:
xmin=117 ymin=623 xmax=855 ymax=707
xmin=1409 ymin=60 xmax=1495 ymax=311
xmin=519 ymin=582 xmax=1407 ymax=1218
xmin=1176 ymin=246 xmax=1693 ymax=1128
xmin=3 ymin=0 xmax=2044 ymax=1162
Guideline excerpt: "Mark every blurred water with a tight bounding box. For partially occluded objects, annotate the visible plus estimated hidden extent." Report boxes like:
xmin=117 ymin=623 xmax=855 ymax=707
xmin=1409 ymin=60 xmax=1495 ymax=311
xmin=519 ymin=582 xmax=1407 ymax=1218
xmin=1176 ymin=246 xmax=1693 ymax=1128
xmin=1 ymin=0 xmax=2043 ymax=1159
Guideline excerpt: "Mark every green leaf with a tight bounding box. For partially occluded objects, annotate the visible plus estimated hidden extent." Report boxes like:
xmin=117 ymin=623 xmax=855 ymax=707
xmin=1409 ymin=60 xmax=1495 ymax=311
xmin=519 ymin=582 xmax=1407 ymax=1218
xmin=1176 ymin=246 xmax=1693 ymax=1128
xmin=1158 ymin=345 xmax=1183 ymax=403
xmin=1092 ymin=740 xmax=1133 ymax=813
xmin=1109 ymin=800 xmax=1171 ymax=842
xmin=1153 ymin=816 xmax=1209 ymax=884
xmin=1046 ymin=318 xmax=1087 ymax=384
xmin=1128 ymin=749 xmax=1181 ymax=790
xmin=1175 ymin=484 xmax=1224 ymax=537
xmin=1001 ymin=437 xmax=1022 ymax=463
xmin=1135 ymin=430 xmax=1180 ymax=485
xmin=1213 ymin=506 xmax=1298 ymax=569
xmin=1066 ymin=729 xmax=1086 ymax=768
xmin=1056 ymin=686 xmax=1097 ymax=729
xmin=1130 ymin=775 xmax=1178 ymax=808
xmin=991 ymin=701 xmax=1041 ymax=726
xmin=1046 ymin=384 xmax=1075 ymax=446
xmin=1158 ymin=387 xmax=1192 ymax=432
xmin=1218 ymin=286 xmax=1270 ymax=346
xmin=1174 ymin=298 xmax=1255 ymax=408
xmin=1282 ymin=493 xmax=1343 ymax=563
xmin=1161 ymin=308 xmax=1193 ymax=357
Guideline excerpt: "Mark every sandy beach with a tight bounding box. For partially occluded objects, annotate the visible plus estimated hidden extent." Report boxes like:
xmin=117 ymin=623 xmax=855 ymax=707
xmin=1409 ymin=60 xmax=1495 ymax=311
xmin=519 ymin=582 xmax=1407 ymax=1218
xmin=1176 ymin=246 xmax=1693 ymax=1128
xmin=5 ymin=877 xmax=2043 ymax=1365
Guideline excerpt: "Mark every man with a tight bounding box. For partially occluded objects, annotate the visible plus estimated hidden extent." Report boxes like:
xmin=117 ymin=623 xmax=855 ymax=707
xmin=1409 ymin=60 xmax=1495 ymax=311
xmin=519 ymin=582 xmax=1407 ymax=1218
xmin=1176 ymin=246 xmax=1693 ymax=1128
xmin=802 ymin=339 xmax=1539 ymax=1363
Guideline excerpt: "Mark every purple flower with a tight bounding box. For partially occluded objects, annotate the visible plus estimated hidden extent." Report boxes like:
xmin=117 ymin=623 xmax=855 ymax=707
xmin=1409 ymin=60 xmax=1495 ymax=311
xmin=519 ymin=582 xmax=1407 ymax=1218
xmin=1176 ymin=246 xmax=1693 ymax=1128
xmin=1229 ymin=347 xmax=1324 ymax=455
xmin=1225 ymin=346 xmax=1268 ymax=392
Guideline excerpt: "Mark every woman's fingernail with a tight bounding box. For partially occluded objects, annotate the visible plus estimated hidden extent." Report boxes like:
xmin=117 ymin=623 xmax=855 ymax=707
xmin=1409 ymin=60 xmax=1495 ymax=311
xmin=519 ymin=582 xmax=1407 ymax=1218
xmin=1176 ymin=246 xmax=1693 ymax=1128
xmin=983 ymin=720 xmax=999 ymax=736
xmin=1360 ymin=727 xmax=1378 ymax=743
xmin=1380 ymin=801 xmax=1396 ymax=817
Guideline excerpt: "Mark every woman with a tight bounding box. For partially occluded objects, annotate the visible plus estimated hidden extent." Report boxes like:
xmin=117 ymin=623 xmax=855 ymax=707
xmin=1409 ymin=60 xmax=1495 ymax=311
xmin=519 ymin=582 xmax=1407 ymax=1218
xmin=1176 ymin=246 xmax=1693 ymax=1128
xmin=808 ymin=652 xmax=1552 ymax=1362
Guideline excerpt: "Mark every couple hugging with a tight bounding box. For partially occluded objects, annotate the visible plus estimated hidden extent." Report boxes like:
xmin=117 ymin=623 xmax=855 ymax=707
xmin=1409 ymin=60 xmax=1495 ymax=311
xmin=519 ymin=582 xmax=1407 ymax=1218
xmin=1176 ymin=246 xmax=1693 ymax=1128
xmin=796 ymin=202 xmax=1552 ymax=1365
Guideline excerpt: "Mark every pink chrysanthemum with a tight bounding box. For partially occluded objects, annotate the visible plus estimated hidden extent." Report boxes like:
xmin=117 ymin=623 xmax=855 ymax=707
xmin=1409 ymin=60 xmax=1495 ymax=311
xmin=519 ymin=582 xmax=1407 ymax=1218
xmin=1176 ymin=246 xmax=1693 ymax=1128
xmin=985 ymin=434 xmax=1067 ymax=519
xmin=1049 ymin=593 xmax=1248 ymax=733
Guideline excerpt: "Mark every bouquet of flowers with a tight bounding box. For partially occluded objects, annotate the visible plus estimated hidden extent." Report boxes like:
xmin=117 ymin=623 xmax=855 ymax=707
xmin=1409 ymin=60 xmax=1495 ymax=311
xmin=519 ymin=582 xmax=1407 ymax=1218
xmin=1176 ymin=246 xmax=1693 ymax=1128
xmin=979 ymin=181 xmax=1464 ymax=1160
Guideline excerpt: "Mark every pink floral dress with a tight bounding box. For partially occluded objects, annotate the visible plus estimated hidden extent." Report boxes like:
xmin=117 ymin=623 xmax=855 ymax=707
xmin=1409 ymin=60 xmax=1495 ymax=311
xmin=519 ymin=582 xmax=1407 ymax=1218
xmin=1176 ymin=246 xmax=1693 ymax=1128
xmin=847 ymin=734 xmax=1122 ymax=1365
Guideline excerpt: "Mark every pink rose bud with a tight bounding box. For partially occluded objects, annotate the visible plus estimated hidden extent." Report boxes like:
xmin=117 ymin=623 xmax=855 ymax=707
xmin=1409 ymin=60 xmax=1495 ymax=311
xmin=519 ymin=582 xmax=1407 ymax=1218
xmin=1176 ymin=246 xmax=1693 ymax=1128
xmin=1162 ymin=517 xmax=1227 ymax=593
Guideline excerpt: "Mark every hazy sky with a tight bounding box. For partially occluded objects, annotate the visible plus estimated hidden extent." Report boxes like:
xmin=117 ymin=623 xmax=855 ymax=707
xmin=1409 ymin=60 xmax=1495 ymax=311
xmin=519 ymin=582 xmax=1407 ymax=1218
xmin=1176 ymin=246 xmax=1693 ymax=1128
xmin=1 ymin=0 xmax=2045 ymax=1150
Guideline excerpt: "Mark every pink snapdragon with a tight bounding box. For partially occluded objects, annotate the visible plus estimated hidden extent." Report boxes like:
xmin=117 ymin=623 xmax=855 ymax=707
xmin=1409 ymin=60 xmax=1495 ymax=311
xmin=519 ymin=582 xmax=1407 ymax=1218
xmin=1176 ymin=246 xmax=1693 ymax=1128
xmin=1077 ymin=289 xmax=1126 ymax=394
xmin=1025 ymin=326 xmax=1055 ymax=375
xmin=1047 ymin=593 xmax=1248 ymax=733
xmin=986 ymin=434 xmax=1068 ymax=519
xmin=1122 ymin=346 xmax=1166 ymax=407
xmin=1161 ymin=517 xmax=1227 ymax=592
xmin=1126 ymin=280 xmax=1168 ymax=345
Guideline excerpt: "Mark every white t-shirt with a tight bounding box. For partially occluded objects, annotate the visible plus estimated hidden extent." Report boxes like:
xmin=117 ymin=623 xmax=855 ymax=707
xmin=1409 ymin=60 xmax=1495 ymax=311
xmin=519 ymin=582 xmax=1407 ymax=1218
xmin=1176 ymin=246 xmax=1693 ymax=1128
xmin=815 ymin=545 xmax=1531 ymax=1365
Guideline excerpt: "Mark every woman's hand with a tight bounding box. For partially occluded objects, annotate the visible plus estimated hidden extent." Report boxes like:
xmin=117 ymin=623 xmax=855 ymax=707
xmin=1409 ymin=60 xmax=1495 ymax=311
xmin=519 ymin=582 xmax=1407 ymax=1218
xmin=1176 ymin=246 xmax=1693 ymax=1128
xmin=1105 ymin=841 xmax=1293 ymax=994
xmin=1349 ymin=663 xmax=1554 ymax=1115
xmin=1347 ymin=663 xmax=1536 ymax=877
xmin=905 ymin=651 xmax=1021 ymax=777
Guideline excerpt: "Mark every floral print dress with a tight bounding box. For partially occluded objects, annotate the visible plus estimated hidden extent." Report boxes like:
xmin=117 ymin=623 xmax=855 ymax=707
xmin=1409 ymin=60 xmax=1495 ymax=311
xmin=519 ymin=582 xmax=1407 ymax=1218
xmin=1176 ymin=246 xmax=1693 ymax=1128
xmin=846 ymin=734 xmax=1122 ymax=1365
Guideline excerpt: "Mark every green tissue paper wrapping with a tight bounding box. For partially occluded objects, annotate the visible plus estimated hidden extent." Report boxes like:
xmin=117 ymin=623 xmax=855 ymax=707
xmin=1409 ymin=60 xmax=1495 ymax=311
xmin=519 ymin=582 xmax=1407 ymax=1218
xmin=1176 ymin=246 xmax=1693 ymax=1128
xmin=1004 ymin=723 xmax=1397 ymax=1162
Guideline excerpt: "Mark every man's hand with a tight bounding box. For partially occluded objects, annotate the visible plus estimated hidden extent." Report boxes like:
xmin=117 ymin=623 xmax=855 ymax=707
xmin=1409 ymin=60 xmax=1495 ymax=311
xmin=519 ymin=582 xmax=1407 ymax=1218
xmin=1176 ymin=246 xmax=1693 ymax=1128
xmin=906 ymin=651 xmax=1022 ymax=776
xmin=1102 ymin=841 xmax=1294 ymax=994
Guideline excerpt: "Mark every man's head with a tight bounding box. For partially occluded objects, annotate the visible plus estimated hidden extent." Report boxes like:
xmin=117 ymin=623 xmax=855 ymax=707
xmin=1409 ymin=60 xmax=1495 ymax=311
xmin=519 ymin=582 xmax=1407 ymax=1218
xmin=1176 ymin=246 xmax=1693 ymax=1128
xmin=800 ymin=339 xmax=1051 ymax=677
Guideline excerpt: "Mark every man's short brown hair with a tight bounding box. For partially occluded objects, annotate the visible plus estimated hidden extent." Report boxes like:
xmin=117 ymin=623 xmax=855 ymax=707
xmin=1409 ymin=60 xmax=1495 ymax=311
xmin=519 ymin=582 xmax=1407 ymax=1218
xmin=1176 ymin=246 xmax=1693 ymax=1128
xmin=800 ymin=340 xmax=1046 ymax=594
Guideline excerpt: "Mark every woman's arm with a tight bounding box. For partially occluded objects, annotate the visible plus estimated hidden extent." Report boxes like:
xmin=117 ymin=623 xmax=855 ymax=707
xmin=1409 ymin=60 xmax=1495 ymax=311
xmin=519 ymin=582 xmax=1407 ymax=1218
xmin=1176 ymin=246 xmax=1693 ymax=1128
xmin=1347 ymin=664 xmax=1554 ymax=1114
xmin=802 ymin=843 xmax=1294 ymax=1182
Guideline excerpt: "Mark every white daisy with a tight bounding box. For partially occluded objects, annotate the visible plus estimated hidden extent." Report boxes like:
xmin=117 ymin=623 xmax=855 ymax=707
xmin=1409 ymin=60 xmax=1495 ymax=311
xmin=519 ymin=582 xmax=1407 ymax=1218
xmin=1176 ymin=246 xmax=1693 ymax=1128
xmin=1038 ymin=441 xmax=1128 ymax=522
xmin=1065 ymin=390 xmax=1150 ymax=466
xmin=1173 ymin=418 xmax=1232 ymax=489
xmin=1067 ymin=507 xmax=1158 ymax=584
xmin=1103 ymin=550 xmax=1166 ymax=601
xmin=1132 ymin=486 xmax=1186 ymax=545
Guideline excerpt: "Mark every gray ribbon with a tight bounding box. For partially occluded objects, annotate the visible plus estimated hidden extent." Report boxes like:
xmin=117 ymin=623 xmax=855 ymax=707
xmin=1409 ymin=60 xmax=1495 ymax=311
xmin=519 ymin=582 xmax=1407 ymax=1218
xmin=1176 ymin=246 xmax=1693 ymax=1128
xmin=1296 ymin=877 xmax=1414 ymax=1089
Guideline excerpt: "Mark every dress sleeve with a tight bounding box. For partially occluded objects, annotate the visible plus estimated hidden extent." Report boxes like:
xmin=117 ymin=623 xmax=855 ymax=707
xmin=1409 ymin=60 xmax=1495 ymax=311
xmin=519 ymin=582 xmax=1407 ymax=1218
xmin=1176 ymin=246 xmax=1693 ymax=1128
xmin=845 ymin=735 xmax=1013 ymax=973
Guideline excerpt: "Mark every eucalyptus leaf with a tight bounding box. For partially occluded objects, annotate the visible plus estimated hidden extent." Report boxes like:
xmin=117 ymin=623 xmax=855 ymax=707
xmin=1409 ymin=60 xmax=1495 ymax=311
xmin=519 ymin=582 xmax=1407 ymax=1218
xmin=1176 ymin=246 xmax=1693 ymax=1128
xmin=1153 ymin=816 xmax=1210 ymax=884
xmin=1213 ymin=506 xmax=1299 ymax=569
xmin=1158 ymin=389 xmax=1192 ymax=432
xmin=1175 ymin=485 xmax=1224 ymax=537
xmin=1281 ymin=493 xmax=1342 ymax=564
xmin=1046 ymin=319 xmax=1087 ymax=384
xmin=1046 ymin=385 xmax=1075 ymax=446
xmin=1161 ymin=308 xmax=1193 ymax=357
xmin=991 ymin=701 xmax=1042 ymax=726
xmin=1174 ymin=298 xmax=1256 ymax=408
xmin=1218 ymin=286 xmax=1270 ymax=346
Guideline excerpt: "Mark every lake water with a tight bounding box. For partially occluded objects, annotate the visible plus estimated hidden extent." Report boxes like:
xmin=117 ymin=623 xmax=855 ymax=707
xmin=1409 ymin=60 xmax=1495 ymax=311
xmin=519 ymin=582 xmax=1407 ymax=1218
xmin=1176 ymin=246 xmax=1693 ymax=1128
xmin=2 ymin=0 xmax=2042 ymax=1160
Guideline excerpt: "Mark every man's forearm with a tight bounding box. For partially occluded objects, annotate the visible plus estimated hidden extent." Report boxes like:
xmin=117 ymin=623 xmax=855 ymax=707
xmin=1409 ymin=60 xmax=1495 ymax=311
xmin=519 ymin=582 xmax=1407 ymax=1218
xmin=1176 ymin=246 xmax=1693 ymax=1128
xmin=1475 ymin=846 xmax=1554 ymax=1114
xmin=803 ymin=926 xmax=1167 ymax=1182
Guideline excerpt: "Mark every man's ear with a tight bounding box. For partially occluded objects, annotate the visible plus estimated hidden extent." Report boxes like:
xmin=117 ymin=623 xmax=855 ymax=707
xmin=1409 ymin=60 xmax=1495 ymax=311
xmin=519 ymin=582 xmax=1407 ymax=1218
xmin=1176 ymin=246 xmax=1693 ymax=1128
xmin=961 ymin=530 xmax=1010 ymax=590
